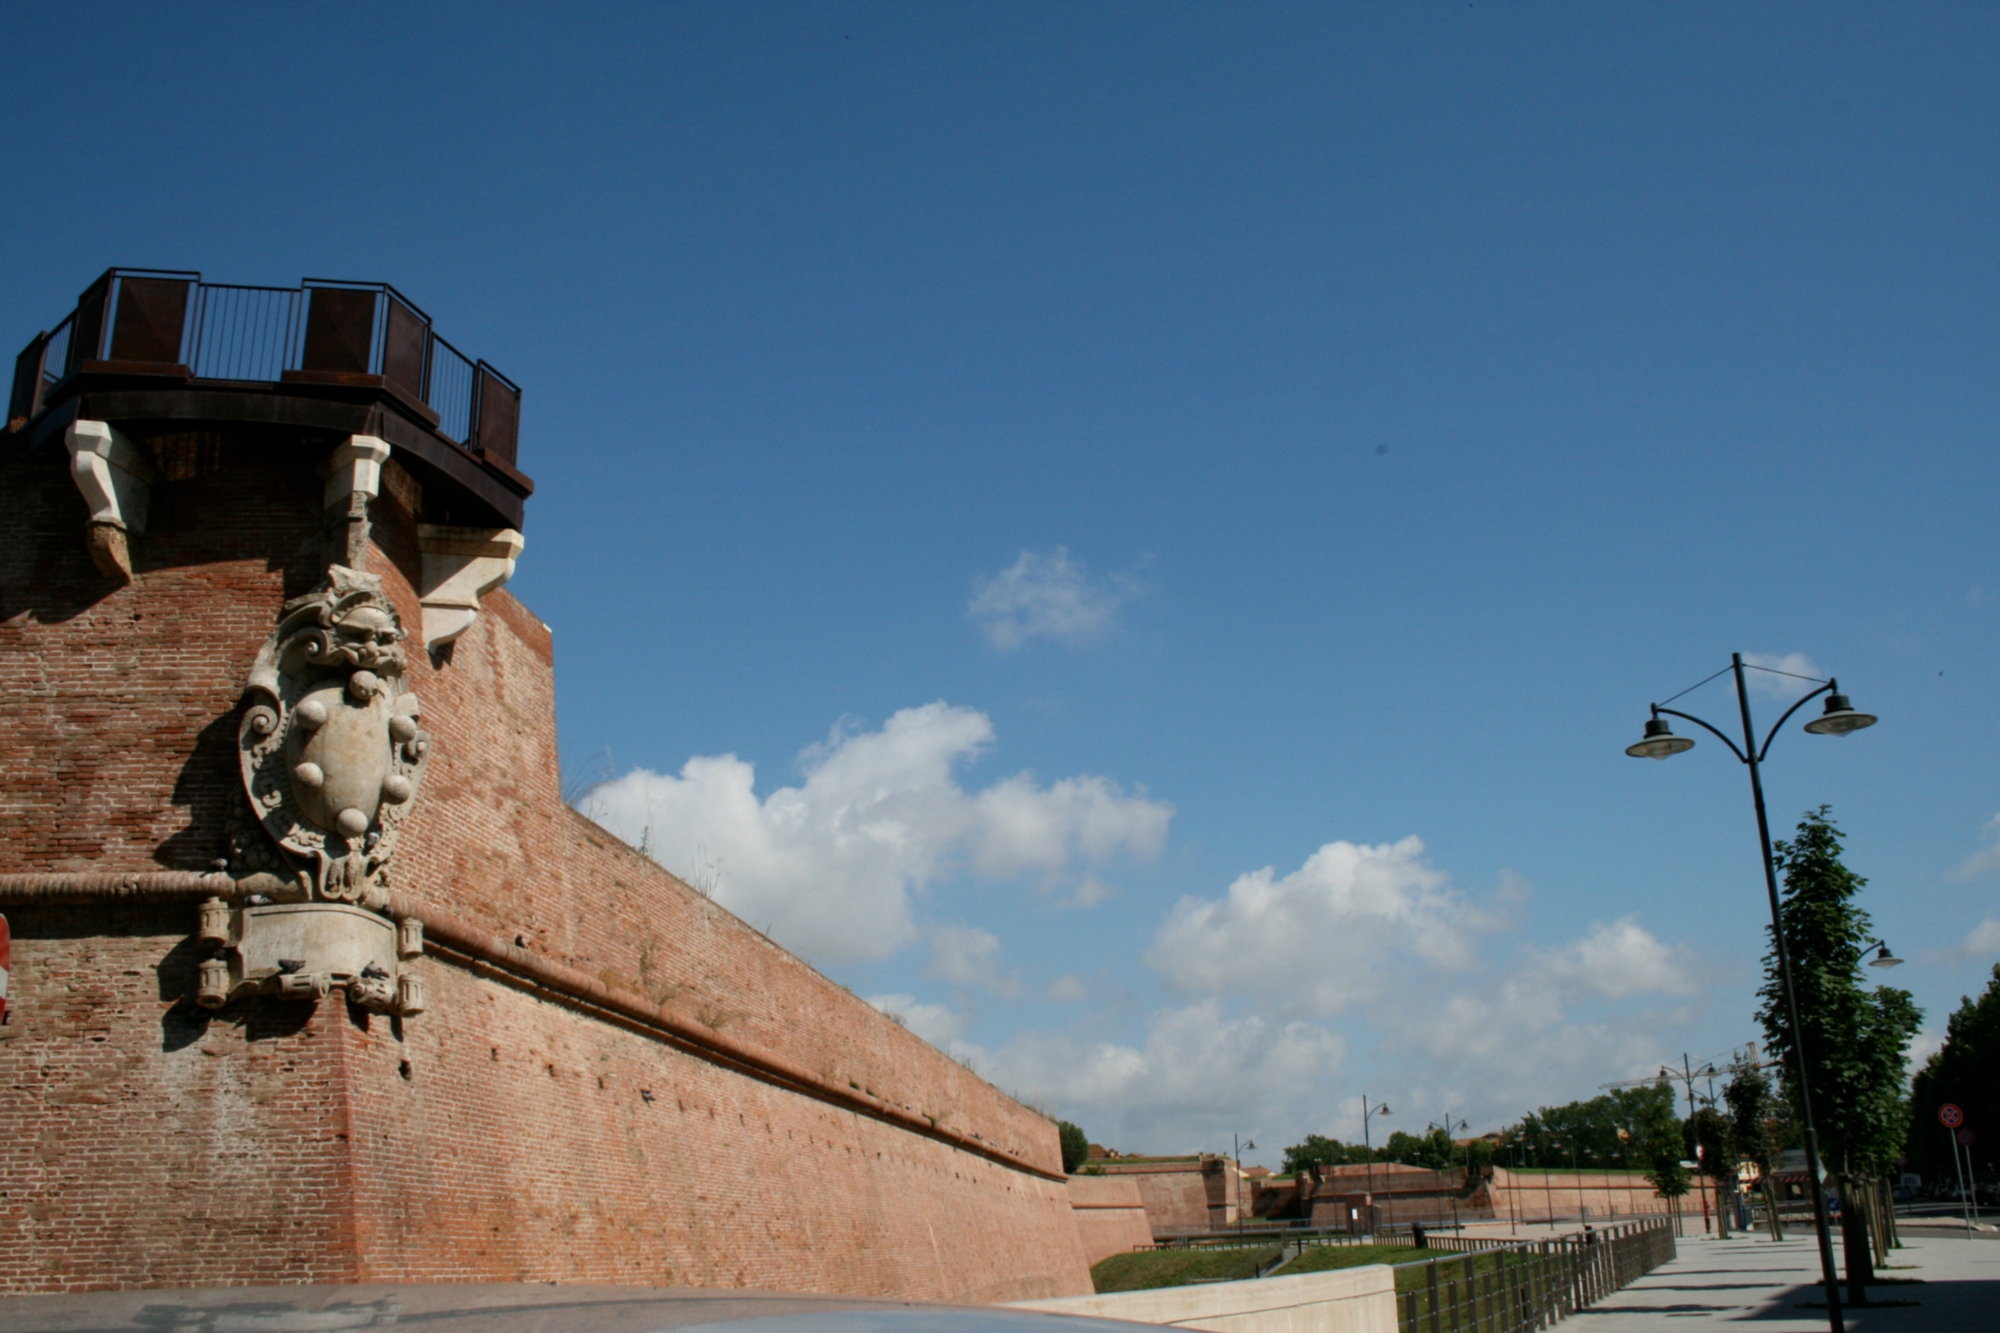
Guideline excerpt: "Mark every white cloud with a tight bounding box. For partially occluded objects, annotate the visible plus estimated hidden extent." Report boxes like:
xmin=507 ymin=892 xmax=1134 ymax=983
xmin=578 ymin=702 xmax=1171 ymax=964
xmin=1047 ymin=975 xmax=1090 ymax=1002
xmin=1946 ymin=814 xmax=2000 ymax=883
xmin=926 ymin=925 xmax=1018 ymax=995
xmin=975 ymin=1000 xmax=1347 ymax=1151
xmin=1959 ymin=918 xmax=2000 ymax=960
xmin=1740 ymin=652 xmax=1827 ymax=698
xmin=1147 ymin=837 xmax=1491 ymax=1014
xmin=1536 ymin=918 xmax=1697 ymax=999
xmin=866 ymin=994 xmax=967 ymax=1050
xmin=967 ymin=548 xmax=1134 ymax=650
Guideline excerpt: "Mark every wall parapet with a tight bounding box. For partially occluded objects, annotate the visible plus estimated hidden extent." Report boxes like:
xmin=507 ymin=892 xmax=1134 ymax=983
xmin=0 ymin=871 xmax=1061 ymax=1184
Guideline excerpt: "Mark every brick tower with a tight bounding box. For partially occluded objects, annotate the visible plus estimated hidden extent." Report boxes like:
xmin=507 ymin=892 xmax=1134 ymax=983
xmin=0 ymin=269 xmax=1090 ymax=1298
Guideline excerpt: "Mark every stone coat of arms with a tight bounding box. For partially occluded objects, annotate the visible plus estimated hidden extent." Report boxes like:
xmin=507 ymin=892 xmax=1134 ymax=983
xmin=238 ymin=565 xmax=429 ymax=910
xmin=200 ymin=565 xmax=430 ymax=1015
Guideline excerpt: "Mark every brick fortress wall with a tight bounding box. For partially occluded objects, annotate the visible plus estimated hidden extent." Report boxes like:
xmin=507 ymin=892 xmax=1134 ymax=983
xmin=0 ymin=426 xmax=1091 ymax=1300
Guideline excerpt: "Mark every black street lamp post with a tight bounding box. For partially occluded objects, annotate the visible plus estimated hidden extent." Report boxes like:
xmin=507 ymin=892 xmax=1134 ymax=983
xmin=1360 ymin=1096 xmax=1392 ymax=1236
xmin=1626 ymin=652 xmax=1876 ymax=1333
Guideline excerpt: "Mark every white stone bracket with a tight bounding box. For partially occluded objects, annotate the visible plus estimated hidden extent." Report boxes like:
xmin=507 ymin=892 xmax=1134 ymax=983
xmin=322 ymin=435 xmax=391 ymax=570
xmin=323 ymin=435 xmax=391 ymax=508
xmin=418 ymin=525 xmax=525 ymax=651
xmin=65 ymin=420 xmax=156 ymax=581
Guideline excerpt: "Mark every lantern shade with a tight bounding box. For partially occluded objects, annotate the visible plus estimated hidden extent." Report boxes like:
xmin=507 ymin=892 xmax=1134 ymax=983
xmin=1626 ymin=717 xmax=1695 ymax=760
xmin=1804 ymin=692 xmax=1876 ymax=736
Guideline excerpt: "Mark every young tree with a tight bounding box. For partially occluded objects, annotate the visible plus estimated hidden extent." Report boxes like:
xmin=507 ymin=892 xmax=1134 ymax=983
xmin=1907 ymin=962 xmax=2000 ymax=1188
xmin=1756 ymin=807 xmax=1922 ymax=1301
xmin=1689 ymin=1106 xmax=1737 ymax=1238
xmin=1057 ymin=1119 xmax=1090 ymax=1175
xmin=1724 ymin=1052 xmax=1788 ymax=1240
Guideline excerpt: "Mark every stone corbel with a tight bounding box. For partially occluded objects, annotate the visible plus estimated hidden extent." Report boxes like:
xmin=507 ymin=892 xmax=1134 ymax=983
xmin=322 ymin=435 xmax=391 ymax=569
xmin=65 ymin=420 xmax=156 ymax=582
xmin=418 ymin=525 xmax=525 ymax=650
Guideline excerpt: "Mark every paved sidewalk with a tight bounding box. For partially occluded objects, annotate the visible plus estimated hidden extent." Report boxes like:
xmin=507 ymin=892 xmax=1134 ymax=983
xmin=1571 ymin=1232 xmax=2000 ymax=1331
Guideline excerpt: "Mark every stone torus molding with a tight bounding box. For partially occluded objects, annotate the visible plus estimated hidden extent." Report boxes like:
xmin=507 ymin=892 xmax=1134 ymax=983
xmin=65 ymin=419 xmax=155 ymax=582
xmin=417 ymin=525 xmax=525 ymax=650
xmin=322 ymin=435 xmax=392 ymax=569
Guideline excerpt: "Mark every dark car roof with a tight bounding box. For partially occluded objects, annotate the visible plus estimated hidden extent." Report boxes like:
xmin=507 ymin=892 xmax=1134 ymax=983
xmin=0 ymin=1284 xmax=1149 ymax=1333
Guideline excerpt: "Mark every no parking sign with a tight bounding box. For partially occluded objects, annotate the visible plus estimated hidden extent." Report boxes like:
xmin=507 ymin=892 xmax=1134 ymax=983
xmin=1940 ymin=1103 xmax=1965 ymax=1129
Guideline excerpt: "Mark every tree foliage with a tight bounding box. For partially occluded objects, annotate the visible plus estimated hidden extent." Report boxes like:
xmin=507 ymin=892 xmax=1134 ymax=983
xmin=1755 ymin=808 xmax=1922 ymax=1176
xmin=1723 ymin=1051 xmax=1788 ymax=1175
xmin=1501 ymin=1083 xmax=1679 ymax=1171
xmin=1907 ymin=962 xmax=2000 ymax=1183
xmin=1282 ymin=1127 xmax=1492 ymax=1175
xmin=1058 ymin=1119 xmax=1089 ymax=1175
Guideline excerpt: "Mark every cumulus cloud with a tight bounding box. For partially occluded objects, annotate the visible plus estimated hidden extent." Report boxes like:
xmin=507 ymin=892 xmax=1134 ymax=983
xmin=1147 ymin=837 xmax=1492 ymax=1014
xmin=967 ymin=548 xmax=1134 ymax=649
xmin=976 ymin=1000 xmax=1347 ymax=1148
xmin=926 ymin=925 xmax=1018 ymax=995
xmin=1741 ymin=652 xmax=1827 ymax=698
xmin=866 ymin=994 xmax=966 ymax=1050
xmin=1946 ymin=814 xmax=2000 ymax=883
xmin=1047 ymin=975 xmax=1091 ymax=1002
xmin=1536 ymin=918 xmax=1697 ymax=999
xmin=578 ymin=702 xmax=1171 ymax=963
xmin=1959 ymin=918 xmax=2000 ymax=960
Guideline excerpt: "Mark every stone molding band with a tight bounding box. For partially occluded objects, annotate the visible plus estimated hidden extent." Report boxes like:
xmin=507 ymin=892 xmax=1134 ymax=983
xmin=0 ymin=872 xmax=1061 ymax=1185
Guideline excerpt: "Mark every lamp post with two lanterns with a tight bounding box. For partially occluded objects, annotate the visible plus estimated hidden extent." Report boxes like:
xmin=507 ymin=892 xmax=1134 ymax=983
xmin=1625 ymin=652 xmax=1876 ymax=1333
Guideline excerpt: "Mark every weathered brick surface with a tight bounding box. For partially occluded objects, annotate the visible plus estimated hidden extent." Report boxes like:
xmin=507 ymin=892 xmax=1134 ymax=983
xmin=0 ymin=427 xmax=1089 ymax=1298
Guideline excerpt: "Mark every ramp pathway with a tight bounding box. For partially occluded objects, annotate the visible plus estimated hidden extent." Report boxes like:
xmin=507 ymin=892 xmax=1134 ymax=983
xmin=1570 ymin=1233 xmax=2000 ymax=1332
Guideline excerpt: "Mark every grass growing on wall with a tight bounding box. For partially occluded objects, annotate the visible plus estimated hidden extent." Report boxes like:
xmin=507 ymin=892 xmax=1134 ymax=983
xmin=1286 ymin=1244 xmax=1429 ymax=1275
xmin=1090 ymin=1247 xmax=1281 ymax=1292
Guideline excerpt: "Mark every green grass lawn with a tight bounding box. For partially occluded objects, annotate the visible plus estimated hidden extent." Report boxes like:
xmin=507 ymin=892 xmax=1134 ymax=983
xmin=1090 ymin=1246 xmax=1282 ymax=1293
xmin=1285 ymin=1243 xmax=1429 ymax=1275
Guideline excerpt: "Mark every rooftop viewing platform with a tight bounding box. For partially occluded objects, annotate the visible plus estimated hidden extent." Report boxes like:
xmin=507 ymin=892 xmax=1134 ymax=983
xmin=6 ymin=268 xmax=531 ymax=528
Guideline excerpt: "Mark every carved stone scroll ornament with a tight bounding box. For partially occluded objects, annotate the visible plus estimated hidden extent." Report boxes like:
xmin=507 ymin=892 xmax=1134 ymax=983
xmin=236 ymin=565 xmax=430 ymax=911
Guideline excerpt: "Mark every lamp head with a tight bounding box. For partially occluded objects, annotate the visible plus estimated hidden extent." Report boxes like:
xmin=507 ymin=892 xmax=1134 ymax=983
xmin=1803 ymin=687 xmax=1877 ymax=736
xmin=1868 ymin=941 xmax=1903 ymax=969
xmin=1626 ymin=714 xmax=1695 ymax=760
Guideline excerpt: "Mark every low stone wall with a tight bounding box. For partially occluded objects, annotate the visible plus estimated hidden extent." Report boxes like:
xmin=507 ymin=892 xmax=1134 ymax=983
xmin=1011 ymin=1265 xmax=1397 ymax=1333
xmin=1066 ymin=1175 xmax=1154 ymax=1268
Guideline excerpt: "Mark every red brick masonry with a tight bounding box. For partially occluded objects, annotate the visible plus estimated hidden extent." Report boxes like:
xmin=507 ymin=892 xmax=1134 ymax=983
xmin=0 ymin=428 xmax=1091 ymax=1299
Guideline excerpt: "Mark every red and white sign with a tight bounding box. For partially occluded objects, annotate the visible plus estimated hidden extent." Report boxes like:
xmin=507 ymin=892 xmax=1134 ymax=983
xmin=1940 ymin=1103 xmax=1965 ymax=1129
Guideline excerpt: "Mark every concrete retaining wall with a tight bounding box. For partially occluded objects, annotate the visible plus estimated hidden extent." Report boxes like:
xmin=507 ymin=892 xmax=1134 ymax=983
xmin=1010 ymin=1265 xmax=1397 ymax=1333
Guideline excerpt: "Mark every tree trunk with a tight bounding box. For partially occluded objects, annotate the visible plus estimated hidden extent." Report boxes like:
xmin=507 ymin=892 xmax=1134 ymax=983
xmin=1715 ymin=1180 xmax=1732 ymax=1238
xmin=1879 ymin=1175 xmax=1900 ymax=1251
xmin=1761 ymin=1176 xmax=1786 ymax=1241
xmin=1837 ymin=1173 xmax=1874 ymax=1306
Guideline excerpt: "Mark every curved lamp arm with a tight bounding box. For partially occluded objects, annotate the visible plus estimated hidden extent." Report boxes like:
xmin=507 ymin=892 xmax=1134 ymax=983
xmin=1654 ymin=707 xmax=1749 ymax=764
xmin=1755 ymin=682 xmax=1834 ymax=763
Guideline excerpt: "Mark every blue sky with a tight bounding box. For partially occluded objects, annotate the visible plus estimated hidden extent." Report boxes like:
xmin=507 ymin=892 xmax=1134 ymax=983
xmin=4 ymin=3 xmax=1996 ymax=1163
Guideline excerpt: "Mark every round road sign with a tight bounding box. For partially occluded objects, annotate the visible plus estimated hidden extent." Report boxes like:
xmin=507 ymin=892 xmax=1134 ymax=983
xmin=1940 ymin=1103 xmax=1965 ymax=1129
xmin=1957 ymin=1128 xmax=1976 ymax=1147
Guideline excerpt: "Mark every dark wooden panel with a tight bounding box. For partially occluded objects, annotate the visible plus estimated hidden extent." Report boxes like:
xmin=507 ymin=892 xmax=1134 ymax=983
xmin=70 ymin=273 xmax=111 ymax=370
xmin=107 ymin=278 xmax=191 ymax=365
xmin=300 ymin=288 xmax=377 ymax=375
xmin=381 ymin=296 xmax=429 ymax=405
xmin=9 ymin=333 xmax=48 ymax=424
xmin=473 ymin=365 xmax=520 ymax=468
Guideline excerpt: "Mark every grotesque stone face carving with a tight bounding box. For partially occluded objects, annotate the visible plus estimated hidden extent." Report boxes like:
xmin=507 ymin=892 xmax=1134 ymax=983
xmin=238 ymin=566 xmax=429 ymax=909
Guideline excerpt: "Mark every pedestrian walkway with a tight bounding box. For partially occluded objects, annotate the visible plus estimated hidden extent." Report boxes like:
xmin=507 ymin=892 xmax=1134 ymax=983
xmin=1570 ymin=1232 xmax=2000 ymax=1331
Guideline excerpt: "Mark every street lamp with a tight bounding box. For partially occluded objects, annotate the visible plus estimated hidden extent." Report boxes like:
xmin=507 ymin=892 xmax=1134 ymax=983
xmin=1866 ymin=940 xmax=1903 ymax=969
xmin=1625 ymin=652 xmax=1876 ymax=1333
xmin=1233 ymin=1133 xmax=1256 ymax=1236
xmin=1361 ymin=1096 xmax=1392 ymax=1235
